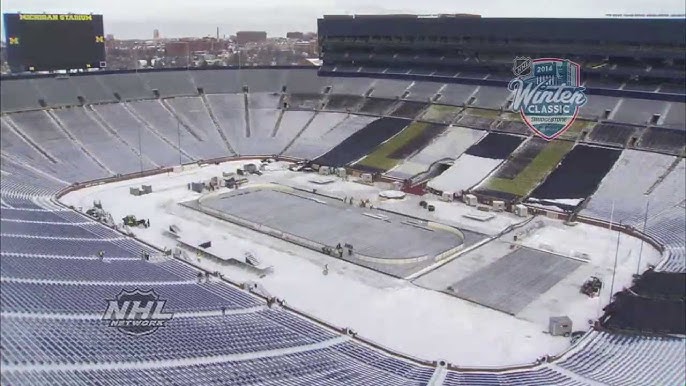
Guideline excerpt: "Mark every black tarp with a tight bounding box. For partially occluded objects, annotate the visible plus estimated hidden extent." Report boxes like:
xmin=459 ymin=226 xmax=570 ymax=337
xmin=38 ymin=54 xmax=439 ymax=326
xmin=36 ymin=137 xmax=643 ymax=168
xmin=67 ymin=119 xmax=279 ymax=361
xmin=602 ymin=291 xmax=685 ymax=334
xmin=528 ymin=145 xmax=621 ymax=209
xmin=314 ymin=117 xmax=409 ymax=167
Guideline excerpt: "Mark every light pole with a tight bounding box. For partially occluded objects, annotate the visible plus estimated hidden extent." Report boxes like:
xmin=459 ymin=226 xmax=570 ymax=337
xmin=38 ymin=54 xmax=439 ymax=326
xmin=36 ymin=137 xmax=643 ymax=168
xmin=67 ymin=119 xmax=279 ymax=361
xmin=608 ymin=220 xmax=622 ymax=304
xmin=186 ymin=42 xmax=190 ymax=70
xmin=138 ymin=122 xmax=143 ymax=173
xmin=177 ymin=119 xmax=182 ymax=166
xmin=636 ymin=201 xmax=650 ymax=274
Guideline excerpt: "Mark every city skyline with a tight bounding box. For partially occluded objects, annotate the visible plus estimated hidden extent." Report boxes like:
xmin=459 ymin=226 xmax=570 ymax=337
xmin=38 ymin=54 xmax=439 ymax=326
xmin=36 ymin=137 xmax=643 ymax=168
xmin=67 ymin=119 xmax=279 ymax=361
xmin=1 ymin=0 xmax=684 ymax=40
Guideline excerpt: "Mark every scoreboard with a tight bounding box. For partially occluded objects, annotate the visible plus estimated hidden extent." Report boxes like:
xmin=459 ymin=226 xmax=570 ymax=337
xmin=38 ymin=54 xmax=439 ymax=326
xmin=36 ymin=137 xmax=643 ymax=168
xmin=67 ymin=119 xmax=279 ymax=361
xmin=3 ymin=13 xmax=106 ymax=72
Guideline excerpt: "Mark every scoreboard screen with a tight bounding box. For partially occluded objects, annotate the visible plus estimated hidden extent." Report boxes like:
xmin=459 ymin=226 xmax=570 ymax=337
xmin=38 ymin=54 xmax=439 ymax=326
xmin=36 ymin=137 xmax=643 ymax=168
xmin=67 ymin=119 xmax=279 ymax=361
xmin=4 ymin=13 xmax=106 ymax=72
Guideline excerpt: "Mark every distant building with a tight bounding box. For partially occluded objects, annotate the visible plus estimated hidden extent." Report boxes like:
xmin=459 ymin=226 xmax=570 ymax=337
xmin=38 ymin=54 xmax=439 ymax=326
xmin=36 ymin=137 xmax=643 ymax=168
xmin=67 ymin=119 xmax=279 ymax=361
xmin=165 ymin=38 xmax=224 ymax=56
xmin=153 ymin=29 xmax=160 ymax=40
xmin=235 ymin=31 xmax=267 ymax=45
xmin=105 ymin=34 xmax=116 ymax=51
xmin=286 ymin=32 xmax=304 ymax=40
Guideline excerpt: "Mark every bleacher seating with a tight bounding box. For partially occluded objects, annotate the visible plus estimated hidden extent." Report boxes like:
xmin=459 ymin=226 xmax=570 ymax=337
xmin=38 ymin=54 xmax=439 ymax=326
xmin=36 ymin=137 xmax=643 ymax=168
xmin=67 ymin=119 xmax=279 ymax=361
xmin=99 ymin=73 xmax=154 ymax=101
xmin=387 ymin=126 xmax=485 ymax=180
xmin=283 ymin=112 xmax=363 ymax=159
xmin=139 ymin=71 xmax=197 ymax=97
xmin=405 ymin=81 xmax=442 ymax=102
xmin=6 ymin=111 xmax=109 ymax=182
xmin=0 ymin=68 xmax=684 ymax=385
xmin=52 ymin=107 xmax=143 ymax=174
xmin=612 ymin=99 xmax=668 ymax=126
xmin=586 ymin=123 xmax=637 ymax=147
xmin=204 ymin=93 xmax=250 ymax=155
xmin=0 ymin=79 xmax=42 ymax=112
xmin=469 ymin=86 xmax=509 ymax=110
xmin=190 ymin=70 xmax=243 ymax=94
xmin=578 ymin=96 xmax=621 ymax=120
xmin=0 ymin=281 xmax=260 ymax=314
xmin=369 ymin=79 xmax=411 ymax=99
xmin=165 ymin=97 xmax=234 ymax=159
xmin=358 ymin=98 xmax=397 ymax=115
xmin=70 ymin=75 xmax=118 ymax=103
xmin=1 ymin=310 xmax=335 ymax=364
xmin=91 ymin=103 xmax=180 ymax=167
xmin=558 ymin=331 xmax=686 ymax=386
xmin=636 ymin=126 xmax=686 ymax=154
xmin=581 ymin=150 xmax=677 ymax=223
xmin=31 ymin=78 xmax=81 ymax=107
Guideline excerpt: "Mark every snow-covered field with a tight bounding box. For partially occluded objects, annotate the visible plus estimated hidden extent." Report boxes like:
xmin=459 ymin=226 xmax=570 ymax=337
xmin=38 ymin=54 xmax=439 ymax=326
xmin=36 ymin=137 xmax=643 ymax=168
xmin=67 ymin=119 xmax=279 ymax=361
xmin=60 ymin=160 xmax=662 ymax=367
xmin=512 ymin=218 xmax=662 ymax=329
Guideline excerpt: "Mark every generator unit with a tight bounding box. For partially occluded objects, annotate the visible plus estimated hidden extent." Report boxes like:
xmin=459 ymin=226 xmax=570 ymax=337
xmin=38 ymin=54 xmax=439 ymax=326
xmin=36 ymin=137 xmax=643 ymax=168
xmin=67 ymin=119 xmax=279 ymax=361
xmin=463 ymin=194 xmax=478 ymax=206
xmin=243 ymin=163 xmax=258 ymax=174
xmin=549 ymin=316 xmax=572 ymax=337
xmin=440 ymin=192 xmax=454 ymax=202
xmin=336 ymin=168 xmax=347 ymax=178
xmin=492 ymin=200 xmax=505 ymax=212
xmin=514 ymin=204 xmax=528 ymax=217
xmin=189 ymin=182 xmax=205 ymax=193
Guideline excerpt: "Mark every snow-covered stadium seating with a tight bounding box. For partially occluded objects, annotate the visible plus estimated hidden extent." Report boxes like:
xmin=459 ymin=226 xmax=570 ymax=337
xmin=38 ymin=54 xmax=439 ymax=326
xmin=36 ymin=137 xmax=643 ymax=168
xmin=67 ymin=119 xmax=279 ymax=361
xmin=164 ymin=97 xmax=235 ymax=159
xmin=204 ymin=93 xmax=249 ymax=154
xmin=52 ymin=107 xmax=144 ymax=174
xmin=558 ymin=331 xmax=686 ymax=386
xmin=581 ymin=150 xmax=678 ymax=223
xmin=469 ymin=86 xmax=510 ymax=110
xmin=99 ymin=73 xmax=154 ymax=101
xmin=70 ymin=75 xmax=118 ymax=104
xmin=369 ymin=79 xmax=412 ymax=99
xmin=404 ymin=80 xmax=443 ymax=102
xmin=139 ymin=71 xmax=197 ymax=97
xmin=0 ymin=79 xmax=42 ymax=112
xmin=284 ymin=113 xmax=376 ymax=159
xmin=387 ymin=126 xmax=485 ymax=180
xmin=4 ymin=111 xmax=108 ymax=182
xmin=126 ymin=100 xmax=200 ymax=161
xmin=0 ymin=68 xmax=684 ymax=385
xmin=90 ymin=103 xmax=180 ymax=167
xmin=31 ymin=77 xmax=81 ymax=107
xmin=428 ymin=133 xmax=524 ymax=193
xmin=330 ymin=77 xmax=374 ymax=95
xmin=438 ymin=84 xmax=478 ymax=106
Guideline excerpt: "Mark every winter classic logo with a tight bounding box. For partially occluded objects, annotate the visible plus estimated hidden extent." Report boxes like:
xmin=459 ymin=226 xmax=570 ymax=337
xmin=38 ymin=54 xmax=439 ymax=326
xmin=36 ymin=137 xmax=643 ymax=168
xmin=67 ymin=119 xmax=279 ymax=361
xmin=103 ymin=288 xmax=173 ymax=336
xmin=508 ymin=57 xmax=587 ymax=140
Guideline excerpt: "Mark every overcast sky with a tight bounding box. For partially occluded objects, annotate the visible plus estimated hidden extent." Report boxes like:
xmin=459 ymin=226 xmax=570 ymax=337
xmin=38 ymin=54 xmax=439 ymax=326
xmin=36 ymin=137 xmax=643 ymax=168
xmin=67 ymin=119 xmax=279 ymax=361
xmin=1 ymin=0 xmax=684 ymax=39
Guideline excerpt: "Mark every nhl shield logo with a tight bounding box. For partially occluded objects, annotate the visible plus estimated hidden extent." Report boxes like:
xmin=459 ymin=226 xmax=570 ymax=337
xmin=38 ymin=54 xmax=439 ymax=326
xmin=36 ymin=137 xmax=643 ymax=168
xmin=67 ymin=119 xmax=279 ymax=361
xmin=103 ymin=288 xmax=174 ymax=336
xmin=508 ymin=57 xmax=588 ymax=140
xmin=512 ymin=57 xmax=532 ymax=77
